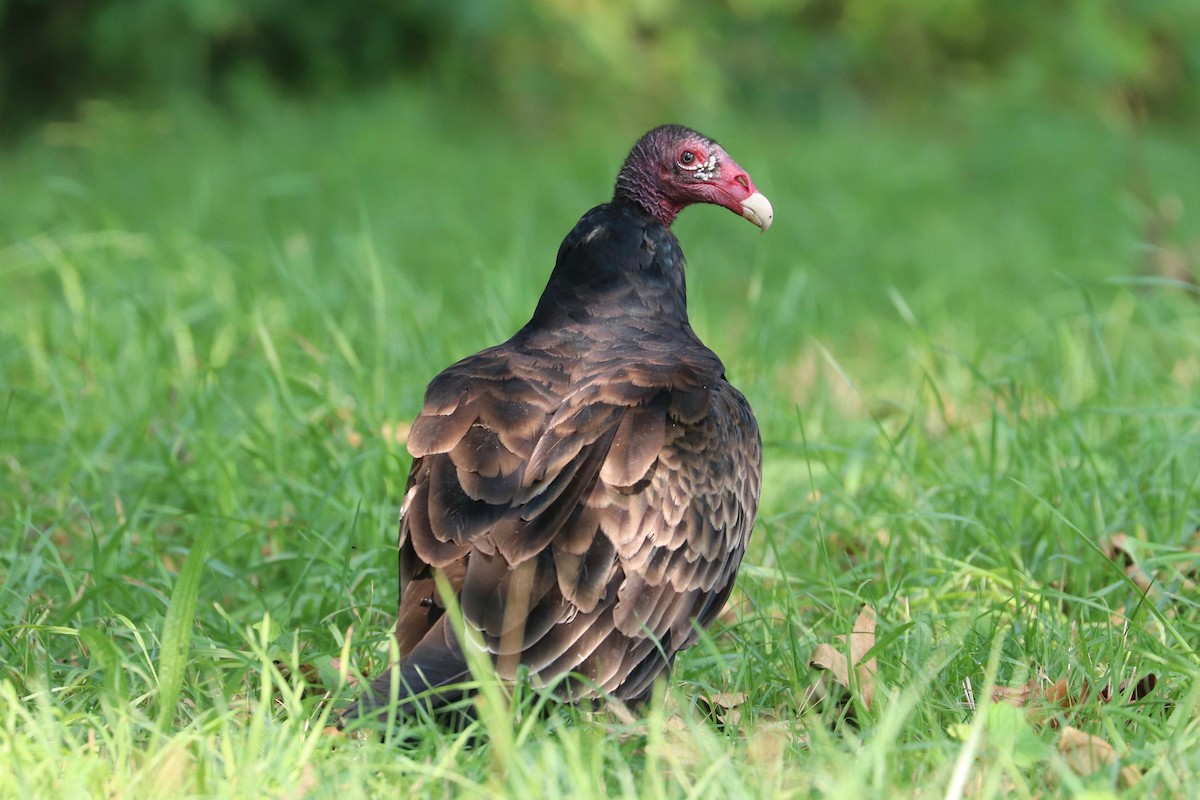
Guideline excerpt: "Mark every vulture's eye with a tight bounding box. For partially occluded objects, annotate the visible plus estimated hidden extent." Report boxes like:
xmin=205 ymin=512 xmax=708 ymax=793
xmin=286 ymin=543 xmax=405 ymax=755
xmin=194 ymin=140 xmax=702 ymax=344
xmin=679 ymin=150 xmax=697 ymax=167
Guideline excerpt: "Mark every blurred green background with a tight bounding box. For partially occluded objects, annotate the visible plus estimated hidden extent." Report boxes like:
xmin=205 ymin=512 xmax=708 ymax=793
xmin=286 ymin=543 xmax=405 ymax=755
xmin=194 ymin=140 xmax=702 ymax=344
xmin=3 ymin=0 xmax=1200 ymax=134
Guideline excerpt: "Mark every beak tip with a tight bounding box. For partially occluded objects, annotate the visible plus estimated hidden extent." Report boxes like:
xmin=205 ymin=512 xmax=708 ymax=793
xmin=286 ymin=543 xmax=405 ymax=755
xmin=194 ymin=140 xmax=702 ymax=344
xmin=740 ymin=192 xmax=774 ymax=232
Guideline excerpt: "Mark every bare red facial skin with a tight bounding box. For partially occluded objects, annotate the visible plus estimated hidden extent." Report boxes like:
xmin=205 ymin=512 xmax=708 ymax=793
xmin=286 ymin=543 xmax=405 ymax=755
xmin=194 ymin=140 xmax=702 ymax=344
xmin=614 ymin=125 xmax=771 ymax=230
xmin=665 ymin=142 xmax=760 ymax=219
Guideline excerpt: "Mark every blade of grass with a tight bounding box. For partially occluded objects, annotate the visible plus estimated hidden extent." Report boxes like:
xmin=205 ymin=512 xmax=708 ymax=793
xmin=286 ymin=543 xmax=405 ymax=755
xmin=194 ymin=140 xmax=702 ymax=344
xmin=156 ymin=525 xmax=211 ymax=729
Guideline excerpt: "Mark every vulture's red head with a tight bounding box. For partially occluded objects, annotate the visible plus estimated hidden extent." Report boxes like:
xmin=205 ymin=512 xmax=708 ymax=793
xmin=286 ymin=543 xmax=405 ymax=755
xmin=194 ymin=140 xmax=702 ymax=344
xmin=613 ymin=125 xmax=773 ymax=231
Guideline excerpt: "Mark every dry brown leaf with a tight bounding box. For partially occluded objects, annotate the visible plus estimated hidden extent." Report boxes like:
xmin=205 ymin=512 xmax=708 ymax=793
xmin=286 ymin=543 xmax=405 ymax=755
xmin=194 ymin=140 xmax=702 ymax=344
xmin=1044 ymin=677 xmax=1073 ymax=709
xmin=1058 ymin=726 xmax=1112 ymax=774
xmin=1128 ymin=673 xmax=1158 ymax=703
xmin=1124 ymin=563 xmax=1159 ymax=595
xmin=711 ymin=691 xmax=748 ymax=707
xmin=989 ymin=675 xmax=1071 ymax=728
xmin=808 ymin=605 xmax=879 ymax=710
xmin=849 ymin=605 xmax=877 ymax=667
xmin=1103 ymin=532 xmax=1133 ymax=562
xmin=746 ymin=722 xmax=792 ymax=776
xmin=991 ymin=676 xmax=1039 ymax=707
xmin=1057 ymin=726 xmax=1141 ymax=788
xmin=702 ymin=691 xmax=748 ymax=726
xmin=664 ymin=715 xmax=689 ymax=733
xmin=1099 ymin=673 xmax=1157 ymax=705
xmin=992 ymin=671 xmax=1160 ymax=733
xmin=809 ymin=643 xmax=850 ymax=686
xmin=1102 ymin=533 xmax=1163 ymax=598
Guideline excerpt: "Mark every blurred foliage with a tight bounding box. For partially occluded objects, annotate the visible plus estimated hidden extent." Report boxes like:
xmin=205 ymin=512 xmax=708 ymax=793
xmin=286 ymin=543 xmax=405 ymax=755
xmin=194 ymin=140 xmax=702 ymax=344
xmin=2 ymin=0 xmax=1199 ymax=133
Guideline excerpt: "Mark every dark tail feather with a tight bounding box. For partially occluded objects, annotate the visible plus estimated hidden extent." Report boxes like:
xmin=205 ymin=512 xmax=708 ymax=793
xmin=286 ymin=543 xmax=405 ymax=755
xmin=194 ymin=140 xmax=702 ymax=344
xmin=341 ymin=625 xmax=474 ymax=731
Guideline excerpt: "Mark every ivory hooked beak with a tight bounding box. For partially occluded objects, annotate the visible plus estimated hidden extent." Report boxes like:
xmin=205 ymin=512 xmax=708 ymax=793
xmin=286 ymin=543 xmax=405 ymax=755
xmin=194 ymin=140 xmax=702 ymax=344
xmin=740 ymin=192 xmax=773 ymax=232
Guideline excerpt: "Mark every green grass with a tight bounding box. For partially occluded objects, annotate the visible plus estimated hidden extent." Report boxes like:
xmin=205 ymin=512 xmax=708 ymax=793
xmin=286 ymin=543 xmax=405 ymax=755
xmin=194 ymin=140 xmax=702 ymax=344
xmin=2 ymin=87 xmax=1199 ymax=797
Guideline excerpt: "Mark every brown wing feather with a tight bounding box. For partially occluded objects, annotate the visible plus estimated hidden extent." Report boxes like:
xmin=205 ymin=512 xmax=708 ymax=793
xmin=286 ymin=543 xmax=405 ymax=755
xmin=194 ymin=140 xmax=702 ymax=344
xmin=391 ymin=335 xmax=760 ymax=703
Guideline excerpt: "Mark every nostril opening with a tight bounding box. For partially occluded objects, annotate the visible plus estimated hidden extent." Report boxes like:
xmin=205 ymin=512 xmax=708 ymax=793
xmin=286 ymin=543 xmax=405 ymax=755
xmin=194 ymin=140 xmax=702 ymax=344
xmin=735 ymin=175 xmax=749 ymax=190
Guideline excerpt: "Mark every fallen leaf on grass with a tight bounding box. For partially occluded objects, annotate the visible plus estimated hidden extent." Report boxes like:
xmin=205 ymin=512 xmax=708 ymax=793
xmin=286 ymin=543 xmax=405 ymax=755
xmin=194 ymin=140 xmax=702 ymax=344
xmin=988 ymin=675 xmax=1040 ymax=708
xmin=808 ymin=605 xmax=878 ymax=711
xmin=1102 ymin=532 xmax=1163 ymax=600
xmin=695 ymin=691 xmax=748 ymax=729
xmin=1058 ymin=726 xmax=1141 ymax=788
xmin=986 ymin=671 xmax=1159 ymax=732
xmin=1099 ymin=673 xmax=1157 ymax=704
xmin=986 ymin=675 xmax=1075 ymax=729
xmin=990 ymin=674 xmax=1156 ymax=711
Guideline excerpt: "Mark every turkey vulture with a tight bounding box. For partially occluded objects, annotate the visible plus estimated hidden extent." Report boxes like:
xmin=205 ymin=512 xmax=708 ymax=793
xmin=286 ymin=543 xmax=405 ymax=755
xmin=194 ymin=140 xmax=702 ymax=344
xmin=348 ymin=124 xmax=771 ymax=725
